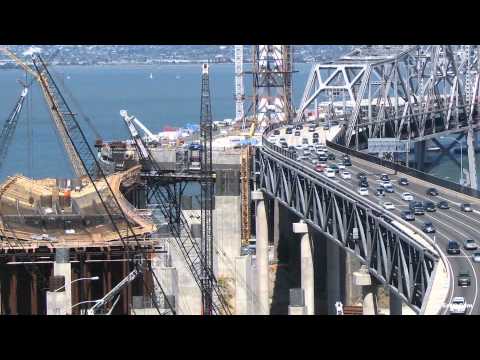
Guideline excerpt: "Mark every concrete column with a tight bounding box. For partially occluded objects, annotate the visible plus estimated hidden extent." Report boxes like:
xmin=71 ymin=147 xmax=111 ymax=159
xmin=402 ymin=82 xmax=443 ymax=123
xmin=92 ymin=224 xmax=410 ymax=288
xmin=414 ymin=141 xmax=426 ymax=171
xmin=272 ymin=198 xmax=280 ymax=263
xmin=326 ymin=240 xmax=342 ymax=315
xmin=151 ymin=252 xmax=178 ymax=313
xmin=389 ymin=289 xmax=402 ymax=315
xmin=293 ymin=221 xmax=314 ymax=315
xmin=252 ymin=190 xmax=269 ymax=315
xmin=235 ymin=255 xmax=253 ymax=315
xmin=344 ymin=252 xmax=362 ymax=307
xmin=353 ymin=266 xmax=378 ymax=315
xmin=467 ymin=128 xmax=478 ymax=190
xmin=288 ymin=288 xmax=306 ymax=315
xmin=53 ymin=248 xmax=72 ymax=315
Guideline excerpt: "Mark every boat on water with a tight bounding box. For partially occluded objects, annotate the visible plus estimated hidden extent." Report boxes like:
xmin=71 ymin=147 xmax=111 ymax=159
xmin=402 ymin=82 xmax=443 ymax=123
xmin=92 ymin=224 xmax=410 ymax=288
xmin=149 ymin=73 xmax=153 ymax=79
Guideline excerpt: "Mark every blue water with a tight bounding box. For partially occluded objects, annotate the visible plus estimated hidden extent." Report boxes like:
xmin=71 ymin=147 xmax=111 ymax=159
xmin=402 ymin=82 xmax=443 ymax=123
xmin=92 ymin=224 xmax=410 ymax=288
xmin=0 ymin=63 xmax=311 ymax=180
xmin=0 ymin=63 xmax=471 ymax=185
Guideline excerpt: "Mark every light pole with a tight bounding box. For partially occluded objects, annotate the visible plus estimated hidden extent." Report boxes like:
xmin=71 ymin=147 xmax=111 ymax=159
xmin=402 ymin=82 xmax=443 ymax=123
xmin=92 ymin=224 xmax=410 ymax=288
xmin=53 ymin=276 xmax=99 ymax=292
xmin=440 ymin=136 xmax=464 ymax=185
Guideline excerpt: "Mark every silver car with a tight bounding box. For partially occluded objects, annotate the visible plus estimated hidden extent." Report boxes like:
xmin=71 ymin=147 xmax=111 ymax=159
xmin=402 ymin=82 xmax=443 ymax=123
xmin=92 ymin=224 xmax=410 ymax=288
xmin=464 ymin=239 xmax=478 ymax=251
xmin=473 ymin=252 xmax=480 ymax=263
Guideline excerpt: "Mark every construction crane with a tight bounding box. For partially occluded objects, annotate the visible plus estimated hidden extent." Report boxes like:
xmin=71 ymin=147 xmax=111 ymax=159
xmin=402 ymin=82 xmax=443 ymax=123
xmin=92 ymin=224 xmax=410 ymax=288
xmin=199 ymin=63 xmax=215 ymax=314
xmin=0 ymin=82 xmax=30 ymax=169
xmin=29 ymin=53 xmax=174 ymax=315
xmin=120 ymin=108 xmax=231 ymax=315
xmin=0 ymin=47 xmax=87 ymax=178
xmin=87 ymin=268 xmax=140 ymax=315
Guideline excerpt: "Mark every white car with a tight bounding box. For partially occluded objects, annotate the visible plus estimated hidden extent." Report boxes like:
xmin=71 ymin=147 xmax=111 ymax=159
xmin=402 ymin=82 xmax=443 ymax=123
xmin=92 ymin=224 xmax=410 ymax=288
xmin=402 ymin=192 xmax=414 ymax=201
xmin=383 ymin=202 xmax=395 ymax=210
xmin=337 ymin=163 xmax=346 ymax=170
xmin=325 ymin=169 xmax=336 ymax=178
xmin=358 ymin=187 xmax=368 ymax=196
xmin=341 ymin=171 xmax=351 ymax=180
xmin=472 ymin=252 xmax=480 ymax=263
xmin=449 ymin=297 xmax=467 ymax=314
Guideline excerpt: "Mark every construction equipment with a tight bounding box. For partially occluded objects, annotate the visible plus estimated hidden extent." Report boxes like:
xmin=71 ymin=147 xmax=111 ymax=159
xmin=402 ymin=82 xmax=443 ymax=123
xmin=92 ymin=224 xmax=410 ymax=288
xmin=0 ymin=83 xmax=30 ymax=169
xmin=87 ymin=268 xmax=140 ymax=315
xmin=240 ymin=146 xmax=251 ymax=245
xmin=120 ymin=108 xmax=231 ymax=315
xmin=0 ymin=47 xmax=86 ymax=178
xmin=28 ymin=53 xmax=174 ymax=315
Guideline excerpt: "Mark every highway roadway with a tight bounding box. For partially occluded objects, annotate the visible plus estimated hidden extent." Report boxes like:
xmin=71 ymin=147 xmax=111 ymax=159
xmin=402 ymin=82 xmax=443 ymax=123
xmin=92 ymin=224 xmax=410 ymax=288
xmin=269 ymin=124 xmax=480 ymax=315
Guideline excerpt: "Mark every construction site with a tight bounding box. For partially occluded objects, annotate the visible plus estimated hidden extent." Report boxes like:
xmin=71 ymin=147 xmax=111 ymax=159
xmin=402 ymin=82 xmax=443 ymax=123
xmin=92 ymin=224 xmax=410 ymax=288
xmin=0 ymin=45 xmax=297 ymax=315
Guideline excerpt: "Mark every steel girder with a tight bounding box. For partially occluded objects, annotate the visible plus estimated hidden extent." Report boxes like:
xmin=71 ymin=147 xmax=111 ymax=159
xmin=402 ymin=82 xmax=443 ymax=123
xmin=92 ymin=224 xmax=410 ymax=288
xmin=296 ymin=45 xmax=480 ymax=148
xmin=255 ymin=145 xmax=438 ymax=312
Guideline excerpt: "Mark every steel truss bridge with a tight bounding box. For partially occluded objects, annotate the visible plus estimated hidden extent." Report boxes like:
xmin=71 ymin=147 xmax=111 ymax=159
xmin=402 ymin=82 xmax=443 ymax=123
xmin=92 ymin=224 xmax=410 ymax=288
xmin=295 ymin=44 xmax=480 ymax=188
xmin=255 ymin=125 xmax=444 ymax=314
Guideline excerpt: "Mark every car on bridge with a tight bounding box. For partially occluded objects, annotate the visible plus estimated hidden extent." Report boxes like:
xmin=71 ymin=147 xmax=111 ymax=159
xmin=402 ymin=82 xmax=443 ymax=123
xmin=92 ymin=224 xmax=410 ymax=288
xmin=427 ymin=187 xmax=439 ymax=196
xmin=318 ymin=155 xmax=328 ymax=162
xmin=401 ymin=210 xmax=415 ymax=221
xmin=423 ymin=201 xmax=436 ymax=212
xmin=460 ymin=203 xmax=473 ymax=212
xmin=402 ymin=192 xmax=414 ymax=201
xmin=286 ymin=127 xmax=293 ymax=134
xmin=381 ymin=182 xmax=394 ymax=193
xmin=312 ymin=138 xmax=319 ymax=144
xmin=380 ymin=174 xmax=390 ymax=182
xmin=473 ymin=252 xmax=480 ymax=263
xmin=329 ymin=164 xmax=340 ymax=173
xmin=343 ymin=158 xmax=352 ymax=166
xmin=359 ymin=180 xmax=369 ymax=188
xmin=438 ymin=200 xmax=450 ymax=209
xmin=341 ymin=171 xmax=351 ymax=180
xmin=357 ymin=172 xmax=367 ymax=181
xmin=315 ymin=164 xmax=327 ymax=172
xmin=447 ymin=240 xmax=461 ymax=255
xmin=295 ymin=124 xmax=303 ymax=130
xmin=294 ymin=131 xmax=301 ymax=136
xmin=325 ymin=168 xmax=336 ymax=178
xmin=308 ymin=124 xmax=316 ymax=132
xmin=422 ymin=221 xmax=435 ymax=233
xmin=399 ymin=177 xmax=409 ymax=186
xmin=328 ymin=153 xmax=336 ymax=160
xmin=337 ymin=163 xmax=346 ymax=170
xmin=358 ymin=187 xmax=368 ymax=196
xmin=449 ymin=297 xmax=467 ymax=314
xmin=464 ymin=239 xmax=478 ymax=251
xmin=375 ymin=187 xmax=385 ymax=196
xmin=382 ymin=202 xmax=395 ymax=210
xmin=274 ymin=129 xmax=281 ymax=135
xmin=409 ymin=201 xmax=425 ymax=215
xmin=302 ymin=138 xmax=309 ymax=145
xmin=313 ymin=132 xmax=319 ymax=139
xmin=458 ymin=271 xmax=471 ymax=287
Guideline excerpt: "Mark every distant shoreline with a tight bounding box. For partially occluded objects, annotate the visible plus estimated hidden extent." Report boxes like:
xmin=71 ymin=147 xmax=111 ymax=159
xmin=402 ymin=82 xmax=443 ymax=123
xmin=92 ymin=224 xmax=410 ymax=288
xmin=0 ymin=60 xmax=314 ymax=70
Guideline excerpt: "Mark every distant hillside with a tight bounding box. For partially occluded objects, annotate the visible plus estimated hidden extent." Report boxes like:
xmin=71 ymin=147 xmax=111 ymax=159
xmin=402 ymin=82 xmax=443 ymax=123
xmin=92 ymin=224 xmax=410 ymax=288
xmin=0 ymin=45 xmax=356 ymax=66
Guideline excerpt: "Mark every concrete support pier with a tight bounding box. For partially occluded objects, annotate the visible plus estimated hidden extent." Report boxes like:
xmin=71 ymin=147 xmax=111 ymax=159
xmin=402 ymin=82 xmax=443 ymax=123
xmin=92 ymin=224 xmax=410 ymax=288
xmin=414 ymin=141 xmax=426 ymax=171
xmin=235 ymin=255 xmax=254 ymax=315
xmin=288 ymin=288 xmax=306 ymax=315
xmin=151 ymin=251 xmax=178 ymax=313
xmin=353 ymin=265 xmax=378 ymax=315
xmin=467 ymin=128 xmax=478 ymax=189
xmin=389 ymin=289 xmax=403 ymax=315
xmin=47 ymin=248 xmax=72 ymax=315
xmin=326 ymin=241 xmax=342 ymax=315
xmin=252 ymin=190 xmax=269 ymax=315
xmin=293 ymin=221 xmax=314 ymax=315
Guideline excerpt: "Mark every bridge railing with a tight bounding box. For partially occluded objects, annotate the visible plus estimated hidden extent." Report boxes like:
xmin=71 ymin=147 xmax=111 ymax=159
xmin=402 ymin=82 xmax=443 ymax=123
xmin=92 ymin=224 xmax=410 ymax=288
xmin=326 ymin=140 xmax=480 ymax=199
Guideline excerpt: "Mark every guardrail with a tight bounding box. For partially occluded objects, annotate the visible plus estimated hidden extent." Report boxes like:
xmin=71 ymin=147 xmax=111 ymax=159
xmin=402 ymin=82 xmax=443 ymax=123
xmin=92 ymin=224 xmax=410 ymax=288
xmin=326 ymin=140 xmax=480 ymax=199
